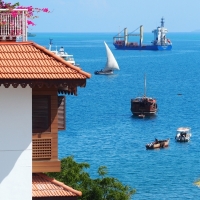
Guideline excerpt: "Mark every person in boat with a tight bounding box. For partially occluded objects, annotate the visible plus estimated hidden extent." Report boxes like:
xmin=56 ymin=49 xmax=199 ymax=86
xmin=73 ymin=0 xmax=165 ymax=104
xmin=155 ymin=138 xmax=158 ymax=143
xmin=180 ymin=132 xmax=186 ymax=137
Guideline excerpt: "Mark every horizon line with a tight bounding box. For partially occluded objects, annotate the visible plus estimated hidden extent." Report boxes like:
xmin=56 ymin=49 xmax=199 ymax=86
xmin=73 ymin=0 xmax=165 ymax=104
xmin=30 ymin=31 xmax=200 ymax=33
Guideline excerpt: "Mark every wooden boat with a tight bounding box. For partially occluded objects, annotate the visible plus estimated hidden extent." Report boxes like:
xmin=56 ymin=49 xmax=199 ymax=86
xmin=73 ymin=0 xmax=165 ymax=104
xmin=131 ymin=74 xmax=157 ymax=116
xmin=94 ymin=41 xmax=120 ymax=75
xmin=146 ymin=138 xmax=170 ymax=149
xmin=175 ymin=127 xmax=191 ymax=142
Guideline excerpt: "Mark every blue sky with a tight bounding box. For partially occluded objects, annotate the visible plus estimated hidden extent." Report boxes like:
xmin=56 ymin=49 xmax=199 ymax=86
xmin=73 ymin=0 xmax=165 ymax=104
xmin=9 ymin=0 xmax=200 ymax=33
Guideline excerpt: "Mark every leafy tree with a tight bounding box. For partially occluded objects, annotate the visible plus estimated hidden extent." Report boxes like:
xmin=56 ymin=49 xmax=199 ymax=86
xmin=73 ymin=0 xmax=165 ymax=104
xmin=47 ymin=156 xmax=136 ymax=200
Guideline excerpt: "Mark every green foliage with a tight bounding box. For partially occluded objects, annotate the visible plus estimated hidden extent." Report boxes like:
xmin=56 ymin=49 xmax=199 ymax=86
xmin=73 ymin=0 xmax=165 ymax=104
xmin=47 ymin=156 xmax=136 ymax=200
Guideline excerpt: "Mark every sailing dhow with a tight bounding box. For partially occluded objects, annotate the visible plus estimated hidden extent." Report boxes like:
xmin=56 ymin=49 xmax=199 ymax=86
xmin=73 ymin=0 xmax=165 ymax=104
xmin=130 ymin=74 xmax=158 ymax=117
xmin=94 ymin=41 xmax=120 ymax=75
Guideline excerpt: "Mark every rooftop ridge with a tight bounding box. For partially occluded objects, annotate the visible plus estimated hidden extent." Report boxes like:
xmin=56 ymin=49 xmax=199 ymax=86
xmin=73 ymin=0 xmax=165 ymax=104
xmin=32 ymin=42 xmax=91 ymax=79
xmin=0 ymin=41 xmax=91 ymax=79
xmin=0 ymin=41 xmax=34 ymax=45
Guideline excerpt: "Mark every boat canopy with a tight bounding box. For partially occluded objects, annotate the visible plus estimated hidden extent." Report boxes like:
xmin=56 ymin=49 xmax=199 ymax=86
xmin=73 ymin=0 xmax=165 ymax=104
xmin=177 ymin=127 xmax=191 ymax=132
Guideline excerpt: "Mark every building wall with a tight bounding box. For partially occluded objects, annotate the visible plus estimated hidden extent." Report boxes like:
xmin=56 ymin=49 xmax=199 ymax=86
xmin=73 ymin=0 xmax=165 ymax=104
xmin=0 ymin=87 xmax=32 ymax=200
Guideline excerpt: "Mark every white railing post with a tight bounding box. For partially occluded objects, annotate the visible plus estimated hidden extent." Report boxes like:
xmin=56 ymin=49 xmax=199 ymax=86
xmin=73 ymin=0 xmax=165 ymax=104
xmin=0 ymin=9 xmax=28 ymax=41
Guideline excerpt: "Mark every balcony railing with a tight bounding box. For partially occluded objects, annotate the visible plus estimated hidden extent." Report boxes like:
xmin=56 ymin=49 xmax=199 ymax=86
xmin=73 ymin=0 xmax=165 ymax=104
xmin=0 ymin=9 xmax=27 ymax=41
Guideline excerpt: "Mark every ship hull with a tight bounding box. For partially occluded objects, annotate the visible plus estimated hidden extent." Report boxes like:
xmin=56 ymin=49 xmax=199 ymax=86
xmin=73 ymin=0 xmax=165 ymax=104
xmin=130 ymin=97 xmax=158 ymax=116
xmin=113 ymin=44 xmax=172 ymax=50
xmin=94 ymin=70 xmax=113 ymax=75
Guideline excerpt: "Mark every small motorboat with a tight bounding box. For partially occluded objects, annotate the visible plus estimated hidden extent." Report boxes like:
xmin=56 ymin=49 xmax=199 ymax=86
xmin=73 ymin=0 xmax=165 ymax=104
xmin=146 ymin=138 xmax=170 ymax=150
xmin=175 ymin=127 xmax=191 ymax=142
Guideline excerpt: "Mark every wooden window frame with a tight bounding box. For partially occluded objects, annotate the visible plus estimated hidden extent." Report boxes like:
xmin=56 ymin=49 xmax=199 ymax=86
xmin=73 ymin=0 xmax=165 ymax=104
xmin=58 ymin=96 xmax=66 ymax=130
xmin=32 ymin=95 xmax=51 ymax=133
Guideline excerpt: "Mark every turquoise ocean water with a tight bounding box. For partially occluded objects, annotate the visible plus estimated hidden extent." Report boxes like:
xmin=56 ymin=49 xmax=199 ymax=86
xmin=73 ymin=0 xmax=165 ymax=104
xmin=31 ymin=32 xmax=200 ymax=199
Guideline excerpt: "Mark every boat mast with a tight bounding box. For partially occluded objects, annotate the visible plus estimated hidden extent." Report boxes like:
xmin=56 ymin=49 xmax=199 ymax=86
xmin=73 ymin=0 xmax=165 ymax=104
xmin=160 ymin=17 xmax=164 ymax=45
xmin=118 ymin=26 xmax=120 ymax=40
xmin=49 ymin=38 xmax=53 ymax=51
xmin=161 ymin=17 xmax=164 ymax=27
xmin=144 ymin=74 xmax=146 ymax=97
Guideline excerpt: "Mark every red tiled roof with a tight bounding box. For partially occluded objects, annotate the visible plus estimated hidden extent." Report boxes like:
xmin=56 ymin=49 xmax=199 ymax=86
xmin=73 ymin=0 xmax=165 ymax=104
xmin=32 ymin=173 xmax=82 ymax=197
xmin=0 ymin=41 xmax=91 ymax=80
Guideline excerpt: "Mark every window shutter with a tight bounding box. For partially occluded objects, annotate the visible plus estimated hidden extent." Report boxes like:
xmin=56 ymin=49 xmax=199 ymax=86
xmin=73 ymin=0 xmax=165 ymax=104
xmin=58 ymin=96 xmax=66 ymax=130
xmin=32 ymin=96 xmax=51 ymax=132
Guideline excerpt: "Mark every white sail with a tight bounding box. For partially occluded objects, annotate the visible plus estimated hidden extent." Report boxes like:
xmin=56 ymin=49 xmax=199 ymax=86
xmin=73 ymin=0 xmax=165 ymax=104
xmin=103 ymin=41 xmax=120 ymax=72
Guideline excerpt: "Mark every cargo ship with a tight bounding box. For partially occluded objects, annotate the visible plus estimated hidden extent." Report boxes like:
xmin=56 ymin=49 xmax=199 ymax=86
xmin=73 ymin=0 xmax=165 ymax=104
xmin=113 ymin=17 xmax=172 ymax=50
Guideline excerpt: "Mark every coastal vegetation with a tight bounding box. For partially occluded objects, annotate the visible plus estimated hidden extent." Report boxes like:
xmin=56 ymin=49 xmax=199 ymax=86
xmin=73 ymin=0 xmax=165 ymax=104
xmin=47 ymin=156 xmax=136 ymax=200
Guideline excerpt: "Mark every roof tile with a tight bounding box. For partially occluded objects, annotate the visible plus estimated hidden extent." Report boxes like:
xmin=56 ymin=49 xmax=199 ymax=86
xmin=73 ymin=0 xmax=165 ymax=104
xmin=32 ymin=173 xmax=82 ymax=197
xmin=0 ymin=41 xmax=91 ymax=80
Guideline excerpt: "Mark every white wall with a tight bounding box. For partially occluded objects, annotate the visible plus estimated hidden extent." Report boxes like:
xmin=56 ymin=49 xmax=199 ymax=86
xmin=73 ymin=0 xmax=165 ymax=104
xmin=0 ymin=86 xmax=32 ymax=200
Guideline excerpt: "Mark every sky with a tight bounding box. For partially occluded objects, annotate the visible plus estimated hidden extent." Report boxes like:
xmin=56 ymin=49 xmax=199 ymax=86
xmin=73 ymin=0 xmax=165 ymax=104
xmin=9 ymin=0 xmax=200 ymax=33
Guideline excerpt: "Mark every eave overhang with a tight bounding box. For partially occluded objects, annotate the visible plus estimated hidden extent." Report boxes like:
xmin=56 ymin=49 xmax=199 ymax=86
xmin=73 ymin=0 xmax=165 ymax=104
xmin=0 ymin=79 xmax=87 ymax=95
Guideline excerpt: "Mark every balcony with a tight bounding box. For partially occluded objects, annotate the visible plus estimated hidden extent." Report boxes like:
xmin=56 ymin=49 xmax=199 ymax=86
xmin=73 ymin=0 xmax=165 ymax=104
xmin=0 ymin=9 xmax=27 ymax=42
